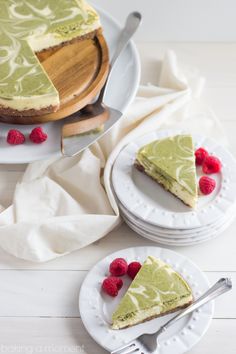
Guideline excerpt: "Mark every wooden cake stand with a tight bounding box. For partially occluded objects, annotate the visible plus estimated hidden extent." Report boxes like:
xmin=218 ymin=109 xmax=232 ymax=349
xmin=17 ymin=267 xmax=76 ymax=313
xmin=0 ymin=32 xmax=109 ymax=125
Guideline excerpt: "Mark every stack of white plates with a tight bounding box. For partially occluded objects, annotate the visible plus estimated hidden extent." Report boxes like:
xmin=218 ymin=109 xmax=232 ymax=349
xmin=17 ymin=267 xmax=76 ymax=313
xmin=112 ymin=130 xmax=236 ymax=246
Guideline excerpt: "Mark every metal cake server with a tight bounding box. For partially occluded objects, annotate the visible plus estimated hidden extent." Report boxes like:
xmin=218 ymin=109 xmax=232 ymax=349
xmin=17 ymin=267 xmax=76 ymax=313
xmin=111 ymin=278 xmax=232 ymax=354
xmin=61 ymin=11 xmax=142 ymax=157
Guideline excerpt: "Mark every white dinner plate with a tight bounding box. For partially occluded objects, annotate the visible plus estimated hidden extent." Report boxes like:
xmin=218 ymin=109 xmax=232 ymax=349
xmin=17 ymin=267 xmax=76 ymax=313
xmin=79 ymin=246 xmax=213 ymax=354
xmin=121 ymin=210 xmax=235 ymax=242
xmin=123 ymin=211 xmax=235 ymax=246
xmin=0 ymin=6 xmax=140 ymax=164
xmin=112 ymin=129 xmax=236 ymax=229
xmin=124 ymin=207 xmax=236 ymax=245
xmin=118 ymin=200 xmax=236 ymax=238
xmin=124 ymin=214 xmax=235 ymax=244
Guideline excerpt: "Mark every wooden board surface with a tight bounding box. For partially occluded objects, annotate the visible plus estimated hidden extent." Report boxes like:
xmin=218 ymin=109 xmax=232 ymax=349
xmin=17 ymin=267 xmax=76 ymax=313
xmin=0 ymin=33 xmax=109 ymax=125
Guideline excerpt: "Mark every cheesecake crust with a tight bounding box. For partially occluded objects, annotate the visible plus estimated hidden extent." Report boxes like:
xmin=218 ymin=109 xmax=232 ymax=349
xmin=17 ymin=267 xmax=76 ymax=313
xmin=0 ymin=104 xmax=59 ymax=118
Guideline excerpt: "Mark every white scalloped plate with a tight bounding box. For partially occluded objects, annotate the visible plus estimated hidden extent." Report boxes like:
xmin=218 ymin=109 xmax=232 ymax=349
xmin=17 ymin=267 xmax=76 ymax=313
xmin=112 ymin=130 xmax=236 ymax=229
xmin=122 ymin=211 xmax=235 ymax=243
xmin=79 ymin=246 xmax=213 ymax=354
xmin=118 ymin=200 xmax=236 ymax=239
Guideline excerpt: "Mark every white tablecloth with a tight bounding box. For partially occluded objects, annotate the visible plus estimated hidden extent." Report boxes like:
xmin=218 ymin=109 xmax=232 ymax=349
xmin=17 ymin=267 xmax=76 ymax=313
xmin=0 ymin=50 xmax=226 ymax=262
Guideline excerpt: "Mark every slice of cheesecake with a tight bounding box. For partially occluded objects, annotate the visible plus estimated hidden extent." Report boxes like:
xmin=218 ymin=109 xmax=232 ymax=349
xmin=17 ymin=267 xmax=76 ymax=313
xmin=0 ymin=0 xmax=101 ymax=116
xmin=135 ymin=135 xmax=198 ymax=208
xmin=112 ymin=256 xmax=193 ymax=330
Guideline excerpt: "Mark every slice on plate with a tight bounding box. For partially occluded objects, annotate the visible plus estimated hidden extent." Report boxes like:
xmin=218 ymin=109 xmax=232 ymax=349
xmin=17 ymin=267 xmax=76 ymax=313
xmin=0 ymin=0 xmax=101 ymax=116
xmin=112 ymin=256 xmax=193 ymax=329
xmin=135 ymin=134 xmax=198 ymax=208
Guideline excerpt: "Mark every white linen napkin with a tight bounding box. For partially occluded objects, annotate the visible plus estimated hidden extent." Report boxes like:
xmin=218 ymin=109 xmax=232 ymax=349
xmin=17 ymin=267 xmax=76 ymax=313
xmin=0 ymin=50 xmax=226 ymax=262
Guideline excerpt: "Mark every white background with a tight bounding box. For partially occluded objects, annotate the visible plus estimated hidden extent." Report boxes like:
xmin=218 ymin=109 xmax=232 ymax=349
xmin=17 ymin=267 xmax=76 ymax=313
xmin=92 ymin=0 xmax=236 ymax=41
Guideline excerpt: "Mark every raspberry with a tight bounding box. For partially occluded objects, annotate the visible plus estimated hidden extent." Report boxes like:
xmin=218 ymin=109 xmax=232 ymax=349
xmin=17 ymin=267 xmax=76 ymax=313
xmin=127 ymin=261 xmax=142 ymax=279
xmin=101 ymin=277 xmax=123 ymax=297
xmin=195 ymin=148 xmax=208 ymax=165
xmin=112 ymin=277 xmax=123 ymax=290
xmin=109 ymin=258 xmax=128 ymax=276
xmin=199 ymin=176 xmax=216 ymax=195
xmin=202 ymin=155 xmax=222 ymax=174
xmin=7 ymin=129 xmax=25 ymax=145
xmin=29 ymin=127 xmax=47 ymax=144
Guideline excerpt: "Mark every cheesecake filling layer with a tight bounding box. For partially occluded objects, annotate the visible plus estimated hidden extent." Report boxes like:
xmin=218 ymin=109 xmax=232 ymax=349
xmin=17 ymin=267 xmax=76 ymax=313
xmin=112 ymin=256 xmax=193 ymax=329
xmin=136 ymin=156 xmax=197 ymax=208
xmin=27 ymin=4 xmax=100 ymax=52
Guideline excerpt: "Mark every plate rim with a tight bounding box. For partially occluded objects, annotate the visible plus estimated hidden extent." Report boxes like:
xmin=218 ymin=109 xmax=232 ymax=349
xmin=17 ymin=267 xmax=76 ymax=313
xmin=118 ymin=200 xmax=236 ymax=237
xmin=124 ymin=213 xmax=235 ymax=246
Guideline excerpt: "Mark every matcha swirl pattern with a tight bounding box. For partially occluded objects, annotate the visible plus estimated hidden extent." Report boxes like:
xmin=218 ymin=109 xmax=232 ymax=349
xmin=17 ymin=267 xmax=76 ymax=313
xmin=137 ymin=135 xmax=197 ymax=196
xmin=112 ymin=256 xmax=192 ymax=324
xmin=0 ymin=0 xmax=99 ymax=99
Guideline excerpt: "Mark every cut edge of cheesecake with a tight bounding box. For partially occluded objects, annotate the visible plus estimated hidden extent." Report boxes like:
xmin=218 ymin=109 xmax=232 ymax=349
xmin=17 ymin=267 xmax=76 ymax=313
xmin=112 ymin=299 xmax=193 ymax=330
xmin=112 ymin=256 xmax=193 ymax=330
xmin=135 ymin=135 xmax=198 ymax=208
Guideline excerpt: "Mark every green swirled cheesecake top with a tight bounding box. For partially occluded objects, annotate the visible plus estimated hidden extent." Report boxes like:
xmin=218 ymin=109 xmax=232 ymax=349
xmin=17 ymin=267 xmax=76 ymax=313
xmin=137 ymin=135 xmax=198 ymax=197
xmin=0 ymin=0 xmax=100 ymax=110
xmin=112 ymin=256 xmax=193 ymax=329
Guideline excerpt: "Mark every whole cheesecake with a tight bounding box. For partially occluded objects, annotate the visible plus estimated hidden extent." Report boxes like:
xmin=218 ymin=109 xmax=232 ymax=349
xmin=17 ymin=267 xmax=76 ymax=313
xmin=0 ymin=0 xmax=101 ymax=116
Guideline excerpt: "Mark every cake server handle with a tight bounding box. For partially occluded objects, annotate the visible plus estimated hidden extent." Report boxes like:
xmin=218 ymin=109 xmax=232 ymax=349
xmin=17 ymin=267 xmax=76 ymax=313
xmin=110 ymin=11 xmax=142 ymax=67
xmin=156 ymin=278 xmax=232 ymax=336
xmin=97 ymin=11 xmax=142 ymax=105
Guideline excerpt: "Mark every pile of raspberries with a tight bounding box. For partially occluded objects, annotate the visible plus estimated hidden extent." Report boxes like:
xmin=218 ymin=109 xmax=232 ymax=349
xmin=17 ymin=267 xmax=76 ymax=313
xmin=102 ymin=258 xmax=142 ymax=297
xmin=195 ymin=147 xmax=222 ymax=195
xmin=7 ymin=127 xmax=47 ymax=145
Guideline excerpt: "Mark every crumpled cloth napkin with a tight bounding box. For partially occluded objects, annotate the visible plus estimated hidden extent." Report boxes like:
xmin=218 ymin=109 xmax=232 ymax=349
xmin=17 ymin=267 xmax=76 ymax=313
xmin=0 ymin=50 xmax=226 ymax=262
